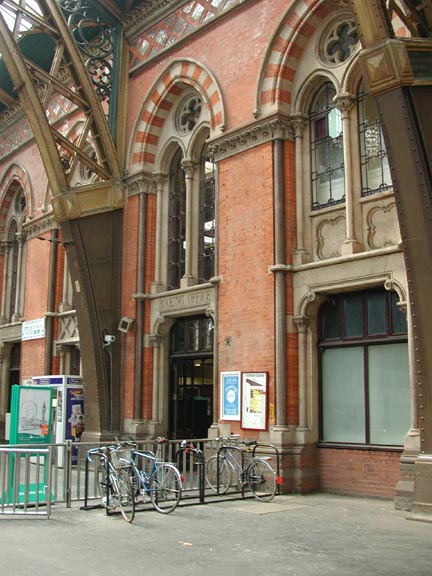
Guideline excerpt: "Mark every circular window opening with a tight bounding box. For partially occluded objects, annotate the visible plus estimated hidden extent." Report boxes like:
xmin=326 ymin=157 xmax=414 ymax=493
xmin=321 ymin=19 xmax=359 ymax=65
xmin=176 ymin=94 xmax=203 ymax=135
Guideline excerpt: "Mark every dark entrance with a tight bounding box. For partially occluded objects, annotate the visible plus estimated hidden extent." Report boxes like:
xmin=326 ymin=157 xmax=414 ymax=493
xmin=169 ymin=315 xmax=213 ymax=439
xmin=8 ymin=342 xmax=21 ymax=411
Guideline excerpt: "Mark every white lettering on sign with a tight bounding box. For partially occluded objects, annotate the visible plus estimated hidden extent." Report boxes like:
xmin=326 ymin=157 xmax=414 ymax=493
xmin=159 ymin=289 xmax=212 ymax=311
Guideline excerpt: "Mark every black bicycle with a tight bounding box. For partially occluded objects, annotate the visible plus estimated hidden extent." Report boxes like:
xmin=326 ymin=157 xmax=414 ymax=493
xmin=88 ymin=445 xmax=135 ymax=523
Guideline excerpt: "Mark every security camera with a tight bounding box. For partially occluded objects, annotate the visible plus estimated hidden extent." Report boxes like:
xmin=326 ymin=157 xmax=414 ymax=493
xmin=104 ymin=334 xmax=116 ymax=344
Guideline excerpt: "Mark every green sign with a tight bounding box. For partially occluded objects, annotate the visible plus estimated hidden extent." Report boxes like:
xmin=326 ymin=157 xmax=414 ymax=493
xmin=3 ymin=386 xmax=54 ymax=506
xmin=10 ymin=385 xmax=53 ymax=444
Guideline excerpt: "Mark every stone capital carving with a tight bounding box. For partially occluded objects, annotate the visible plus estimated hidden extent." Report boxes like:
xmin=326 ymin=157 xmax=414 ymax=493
xmin=125 ymin=172 xmax=156 ymax=196
xmin=208 ymin=114 xmax=293 ymax=161
xmin=335 ymin=93 xmax=355 ymax=115
xmin=289 ymin=113 xmax=308 ymax=138
xmin=293 ymin=315 xmax=310 ymax=333
xmin=181 ymin=159 xmax=198 ymax=179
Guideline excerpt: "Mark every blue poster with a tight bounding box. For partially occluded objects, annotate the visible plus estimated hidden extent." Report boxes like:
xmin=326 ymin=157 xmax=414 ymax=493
xmin=220 ymin=371 xmax=241 ymax=421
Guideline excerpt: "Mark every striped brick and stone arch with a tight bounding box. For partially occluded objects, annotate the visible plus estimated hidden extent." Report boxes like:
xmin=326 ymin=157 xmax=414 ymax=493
xmin=0 ymin=164 xmax=33 ymax=237
xmin=256 ymin=0 xmax=333 ymax=117
xmin=129 ymin=59 xmax=225 ymax=174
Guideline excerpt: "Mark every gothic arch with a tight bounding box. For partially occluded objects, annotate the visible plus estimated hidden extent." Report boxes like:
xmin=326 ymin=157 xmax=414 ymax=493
xmin=0 ymin=164 xmax=33 ymax=236
xmin=128 ymin=58 xmax=225 ymax=173
xmin=256 ymin=0 xmax=333 ymax=117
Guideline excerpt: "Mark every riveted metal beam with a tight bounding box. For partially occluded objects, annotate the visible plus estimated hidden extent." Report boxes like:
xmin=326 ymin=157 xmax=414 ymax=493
xmin=0 ymin=10 xmax=69 ymax=194
xmin=350 ymin=0 xmax=432 ymax=522
xmin=0 ymin=0 xmax=124 ymax=217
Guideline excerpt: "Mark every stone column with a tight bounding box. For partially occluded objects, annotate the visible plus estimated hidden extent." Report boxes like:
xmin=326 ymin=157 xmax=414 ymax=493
xmin=12 ymin=232 xmax=26 ymax=322
xmin=152 ymin=173 xmax=167 ymax=292
xmin=335 ymin=94 xmax=360 ymax=255
xmin=181 ymin=159 xmax=197 ymax=287
xmin=0 ymin=242 xmax=11 ymax=324
xmin=294 ymin=315 xmax=310 ymax=430
xmin=291 ymin=113 xmax=309 ymax=264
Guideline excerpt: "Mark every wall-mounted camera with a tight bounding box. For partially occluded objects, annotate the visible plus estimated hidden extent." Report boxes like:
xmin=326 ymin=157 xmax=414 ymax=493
xmin=104 ymin=334 xmax=116 ymax=344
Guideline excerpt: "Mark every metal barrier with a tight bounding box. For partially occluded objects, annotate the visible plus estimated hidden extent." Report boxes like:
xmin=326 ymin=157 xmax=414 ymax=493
xmin=0 ymin=437 xmax=280 ymax=516
xmin=0 ymin=446 xmax=52 ymax=518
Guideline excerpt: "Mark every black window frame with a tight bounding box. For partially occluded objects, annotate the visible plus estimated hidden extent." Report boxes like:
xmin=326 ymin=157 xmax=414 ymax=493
xmin=318 ymin=289 xmax=408 ymax=448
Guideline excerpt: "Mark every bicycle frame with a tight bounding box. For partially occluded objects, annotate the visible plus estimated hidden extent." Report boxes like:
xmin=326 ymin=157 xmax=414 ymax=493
xmin=218 ymin=445 xmax=252 ymax=495
xmin=131 ymin=449 xmax=159 ymax=492
xmin=87 ymin=445 xmax=135 ymax=522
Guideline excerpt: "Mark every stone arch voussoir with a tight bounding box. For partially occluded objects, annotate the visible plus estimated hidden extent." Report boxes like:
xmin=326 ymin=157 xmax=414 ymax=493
xmin=257 ymin=0 xmax=333 ymax=117
xmin=129 ymin=59 xmax=225 ymax=173
xmin=0 ymin=163 xmax=33 ymax=236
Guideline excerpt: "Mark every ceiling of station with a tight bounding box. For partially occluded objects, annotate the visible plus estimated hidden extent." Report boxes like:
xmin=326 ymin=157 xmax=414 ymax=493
xmin=0 ymin=0 xmax=149 ymax=116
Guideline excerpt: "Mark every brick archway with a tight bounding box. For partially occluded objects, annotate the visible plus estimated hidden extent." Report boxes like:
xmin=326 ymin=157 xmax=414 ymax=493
xmin=257 ymin=0 xmax=331 ymax=116
xmin=129 ymin=59 xmax=225 ymax=172
xmin=0 ymin=164 xmax=33 ymax=236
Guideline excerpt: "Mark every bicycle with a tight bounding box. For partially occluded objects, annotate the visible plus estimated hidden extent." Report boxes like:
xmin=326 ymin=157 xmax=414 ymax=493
xmin=206 ymin=436 xmax=277 ymax=502
xmin=87 ymin=445 xmax=135 ymax=523
xmin=119 ymin=439 xmax=182 ymax=514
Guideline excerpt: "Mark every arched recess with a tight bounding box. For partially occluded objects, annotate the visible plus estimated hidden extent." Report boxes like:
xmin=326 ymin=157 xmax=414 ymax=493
xmin=128 ymin=58 xmax=225 ymax=174
xmin=0 ymin=164 xmax=33 ymax=231
xmin=294 ymin=274 xmax=408 ymax=431
xmin=256 ymin=0 xmax=332 ymax=117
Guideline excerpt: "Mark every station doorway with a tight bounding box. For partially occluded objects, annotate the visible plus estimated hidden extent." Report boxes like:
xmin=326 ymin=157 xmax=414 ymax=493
xmin=169 ymin=315 xmax=214 ymax=439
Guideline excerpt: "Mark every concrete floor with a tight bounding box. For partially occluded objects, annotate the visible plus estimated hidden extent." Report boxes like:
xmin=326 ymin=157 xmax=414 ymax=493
xmin=1 ymin=493 xmax=431 ymax=576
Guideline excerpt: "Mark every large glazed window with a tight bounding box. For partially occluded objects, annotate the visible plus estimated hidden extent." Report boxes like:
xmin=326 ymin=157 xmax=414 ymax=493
xmin=310 ymin=82 xmax=345 ymax=209
xmin=198 ymin=147 xmax=215 ymax=283
xmin=358 ymin=81 xmax=392 ymax=196
xmin=319 ymin=289 xmax=409 ymax=446
xmin=1 ymin=187 xmax=27 ymax=324
xmin=168 ymin=148 xmax=186 ymax=290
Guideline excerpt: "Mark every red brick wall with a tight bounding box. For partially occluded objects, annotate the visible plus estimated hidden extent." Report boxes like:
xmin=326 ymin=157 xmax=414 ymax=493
xmin=318 ymin=447 xmax=402 ymax=499
xmin=218 ymin=142 xmax=275 ymax=431
xmin=21 ymin=237 xmax=51 ymax=380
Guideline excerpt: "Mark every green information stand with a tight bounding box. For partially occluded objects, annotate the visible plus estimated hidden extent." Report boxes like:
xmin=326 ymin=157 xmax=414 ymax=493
xmin=2 ymin=385 xmax=53 ymax=504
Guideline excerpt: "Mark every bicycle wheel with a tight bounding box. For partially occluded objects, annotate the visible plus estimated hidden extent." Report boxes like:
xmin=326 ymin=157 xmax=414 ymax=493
xmin=149 ymin=463 xmax=182 ymax=514
xmin=96 ymin=459 xmax=110 ymax=505
xmin=115 ymin=468 xmax=135 ymax=522
xmin=206 ymin=454 xmax=231 ymax=494
xmin=120 ymin=459 xmax=141 ymax=499
xmin=246 ymin=459 xmax=277 ymax=502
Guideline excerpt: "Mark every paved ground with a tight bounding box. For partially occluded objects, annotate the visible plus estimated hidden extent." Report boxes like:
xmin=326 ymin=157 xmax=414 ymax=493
xmin=1 ymin=493 xmax=431 ymax=576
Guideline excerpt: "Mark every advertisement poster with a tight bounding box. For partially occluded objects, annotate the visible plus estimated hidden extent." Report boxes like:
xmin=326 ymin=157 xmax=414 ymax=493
xmin=66 ymin=387 xmax=85 ymax=442
xmin=241 ymin=372 xmax=268 ymax=431
xmin=14 ymin=386 xmax=53 ymax=443
xmin=66 ymin=387 xmax=85 ymax=464
xmin=220 ymin=371 xmax=241 ymax=421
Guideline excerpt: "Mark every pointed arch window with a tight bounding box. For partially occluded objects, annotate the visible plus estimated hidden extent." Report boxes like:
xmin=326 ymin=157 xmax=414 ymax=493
xmin=198 ymin=147 xmax=215 ymax=283
xmin=168 ymin=148 xmax=186 ymax=290
xmin=1 ymin=187 xmax=26 ymax=324
xmin=310 ymin=82 xmax=345 ymax=209
xmin=358 ymin=81 xmax=392 ymax=196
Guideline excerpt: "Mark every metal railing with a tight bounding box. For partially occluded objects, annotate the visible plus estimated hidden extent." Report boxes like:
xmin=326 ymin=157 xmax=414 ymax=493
xmin=0 ymin=437 xmax=280 ymax=517
xmin=0 ymin=446 xmax=52 ymax=518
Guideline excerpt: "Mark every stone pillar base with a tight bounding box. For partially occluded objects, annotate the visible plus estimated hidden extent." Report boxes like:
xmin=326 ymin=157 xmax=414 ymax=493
xmin=407 ymin=455 xmax=432 ymax=523
xmin=395 ymin=429 xmax=420 ymax=511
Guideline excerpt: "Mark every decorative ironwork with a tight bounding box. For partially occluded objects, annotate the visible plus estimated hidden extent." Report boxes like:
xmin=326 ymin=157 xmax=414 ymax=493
xmin=59 ymin=0 xmax=115 ymax=104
